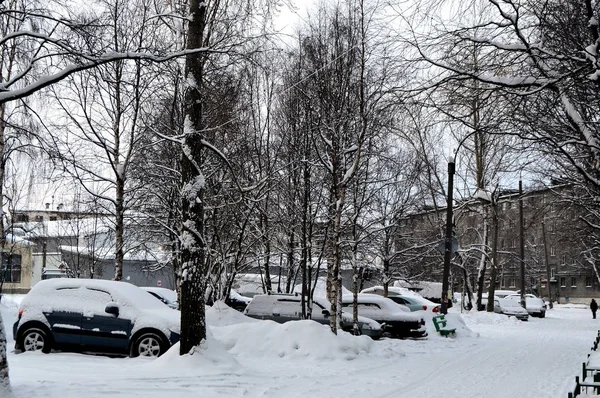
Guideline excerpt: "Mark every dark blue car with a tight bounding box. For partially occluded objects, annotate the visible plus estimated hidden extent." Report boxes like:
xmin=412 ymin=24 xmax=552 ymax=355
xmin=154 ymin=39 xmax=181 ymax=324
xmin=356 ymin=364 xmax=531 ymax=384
xmin=13 ymin=279 xmax=180 ymax=357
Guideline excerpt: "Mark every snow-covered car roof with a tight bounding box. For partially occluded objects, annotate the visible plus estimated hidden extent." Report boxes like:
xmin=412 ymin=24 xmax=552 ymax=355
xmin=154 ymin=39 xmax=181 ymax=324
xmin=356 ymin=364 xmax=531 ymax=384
xmin=26 ymin=279 xmax=170 ymax=311
xmin=361 ymin=286 xmax=439 ymax=307
xmin=362 ymin=285 xmax=419 ymax=297
xmin=504 ymin=294 xmax=545 ymax=308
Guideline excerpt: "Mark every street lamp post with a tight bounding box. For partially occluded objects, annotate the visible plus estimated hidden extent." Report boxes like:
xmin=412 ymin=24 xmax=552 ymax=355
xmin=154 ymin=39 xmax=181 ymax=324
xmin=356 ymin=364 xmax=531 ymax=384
xmin=441 ymin=157 xmax=455 ymax=314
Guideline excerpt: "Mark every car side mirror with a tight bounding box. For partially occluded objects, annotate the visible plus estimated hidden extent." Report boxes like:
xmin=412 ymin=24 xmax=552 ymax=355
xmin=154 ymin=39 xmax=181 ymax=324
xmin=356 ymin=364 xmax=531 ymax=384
xmin=105 ymin=303 xmax=119 ymax=317
xmin=322 ymin=309 xmax=330 ymax=318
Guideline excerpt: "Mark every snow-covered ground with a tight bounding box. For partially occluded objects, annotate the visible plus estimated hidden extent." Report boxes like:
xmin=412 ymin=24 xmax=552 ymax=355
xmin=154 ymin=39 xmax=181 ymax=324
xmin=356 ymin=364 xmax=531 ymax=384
xmin=1 ymin=296 xmax=596 ymax=398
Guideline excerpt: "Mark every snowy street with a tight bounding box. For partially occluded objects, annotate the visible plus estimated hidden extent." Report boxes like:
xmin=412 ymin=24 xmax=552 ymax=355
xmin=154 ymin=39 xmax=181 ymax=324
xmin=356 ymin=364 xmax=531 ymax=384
xmin=2 ymin=299 xmax=597 ymax=398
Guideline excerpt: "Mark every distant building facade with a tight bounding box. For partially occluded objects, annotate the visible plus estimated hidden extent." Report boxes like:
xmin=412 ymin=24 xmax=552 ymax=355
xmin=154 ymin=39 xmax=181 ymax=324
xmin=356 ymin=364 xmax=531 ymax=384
xmin=4 ymin=207 xmax=173 ymax=293
xmin=396 ymin=184 xmax=599 ymax=304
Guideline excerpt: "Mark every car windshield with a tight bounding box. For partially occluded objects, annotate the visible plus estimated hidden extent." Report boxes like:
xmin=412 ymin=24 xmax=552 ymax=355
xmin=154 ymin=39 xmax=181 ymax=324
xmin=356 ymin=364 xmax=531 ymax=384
xmin=142 ymin=287 xmax=178 ymax=304
xmin=114 ymin=283 xmax=177 ymax=310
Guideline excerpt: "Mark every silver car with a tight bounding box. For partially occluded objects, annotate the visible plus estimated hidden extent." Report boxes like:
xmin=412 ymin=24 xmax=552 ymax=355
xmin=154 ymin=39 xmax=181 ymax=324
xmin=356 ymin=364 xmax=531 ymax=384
xmin=244 ymin=294 xmax=382 ymax=339
xmin=504 ymin=294 xmax=546 ymax=318
xmin=493 ymin=298 xmax=529 ymax=321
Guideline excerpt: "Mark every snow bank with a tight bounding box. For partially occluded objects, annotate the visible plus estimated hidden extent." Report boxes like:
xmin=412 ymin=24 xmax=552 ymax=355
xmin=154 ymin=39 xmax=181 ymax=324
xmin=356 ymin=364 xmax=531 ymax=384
xmin=207 ymin=301 xmax=259 ymax=326
xmin=459 ymin=309 xmax=524 ymax=326
xmin=149 ymin=330 xmax=241 ymax=374
xmin=213 ymin=319 xmax=374 ymax=361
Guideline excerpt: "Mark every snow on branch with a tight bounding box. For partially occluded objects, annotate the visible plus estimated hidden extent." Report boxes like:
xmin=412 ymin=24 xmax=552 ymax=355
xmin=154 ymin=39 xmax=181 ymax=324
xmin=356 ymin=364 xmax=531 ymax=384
xmin=0 ymin=48 xmax=211 ymax=104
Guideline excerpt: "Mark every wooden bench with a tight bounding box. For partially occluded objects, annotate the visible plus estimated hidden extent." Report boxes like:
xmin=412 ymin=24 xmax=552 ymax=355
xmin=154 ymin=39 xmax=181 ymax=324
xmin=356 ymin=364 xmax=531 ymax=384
xmin=568 ymin=376 xmax=600 ymax=397
xmin=567 ymin=331 xmax=600 ymax=397
xmin=432 ymin=315 xmax=456 ymax=337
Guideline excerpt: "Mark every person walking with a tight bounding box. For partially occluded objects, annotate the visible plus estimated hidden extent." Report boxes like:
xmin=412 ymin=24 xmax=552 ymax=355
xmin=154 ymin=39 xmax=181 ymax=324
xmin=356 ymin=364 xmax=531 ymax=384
xmin=591 ymin=299 xmax=598 ymax=319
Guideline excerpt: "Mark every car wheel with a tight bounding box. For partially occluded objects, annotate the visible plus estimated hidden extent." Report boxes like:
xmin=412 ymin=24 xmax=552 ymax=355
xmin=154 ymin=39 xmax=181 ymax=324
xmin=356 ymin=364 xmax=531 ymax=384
xmin=132 ymin=332 xmax=166 ymax=358
xmin=20 ymin=327 xmax=51 ymax=353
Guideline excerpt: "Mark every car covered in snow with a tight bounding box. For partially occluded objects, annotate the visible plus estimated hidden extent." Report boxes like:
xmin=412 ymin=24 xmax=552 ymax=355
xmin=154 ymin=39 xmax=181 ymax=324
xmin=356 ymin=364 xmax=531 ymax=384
xmin=504 ymin=293 xmax=547 ymax=318
xmin=14 ymin=279 xmax=180 ymax=357
xmin=360 ymin=286 xmax=440 ymax=313
xmin=225 ymin=289 xmax=253 ymax=312
xmin=341 ymin=294 xmax=427 ymax=339
xmin=493 ymin=298 xmax=529 ymax=321
xmin=141 ymin=286 xmax=179 ymax=309
xmin=243 ymin=293 xmax=382 ymax=339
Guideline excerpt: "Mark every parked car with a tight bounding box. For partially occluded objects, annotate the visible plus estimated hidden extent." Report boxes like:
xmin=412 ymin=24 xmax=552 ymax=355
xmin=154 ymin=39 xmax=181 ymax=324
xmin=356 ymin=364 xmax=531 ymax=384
xmin=42 ymin=269 xmax=69 ymax=280
xmin=243 ymin=293 xmax=382 ymax=339
xmin=493 ymin=289 xmax=519 ymax=298
xmin=14 ymin=279 xmax=180 ymax=357
xmin=471 ymin=293 xmax=500 ymax=311
xmin=361 ymin=286 xmax=440 ymax=313
xmin=341 ymin=294 xmax=427 ymax=339
xmin=141 ymin=287 xmax=179 ymax=309
xmin=493 ymin=298 xmax=529 ymax=321
xmin=226 ymin=290 xmax=253 ymax=312
xmin=504 ymin=294 xmax=547 ymax=318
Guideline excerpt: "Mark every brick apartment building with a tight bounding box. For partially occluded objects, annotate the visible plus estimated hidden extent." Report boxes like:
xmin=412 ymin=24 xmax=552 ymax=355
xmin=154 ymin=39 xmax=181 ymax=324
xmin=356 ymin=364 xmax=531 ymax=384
xmin=396 ymin=184 xmax=599 ymax=304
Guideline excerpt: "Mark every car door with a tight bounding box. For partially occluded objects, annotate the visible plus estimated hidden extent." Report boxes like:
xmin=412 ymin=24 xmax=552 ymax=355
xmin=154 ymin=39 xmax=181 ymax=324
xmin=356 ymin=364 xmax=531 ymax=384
xmin=80 ymin=287 xmax=132 ymax=352
xmin=44 ymin=287 xmax=84 ymax=347
xmin=354 ymin=302 xmax=383 ymax=322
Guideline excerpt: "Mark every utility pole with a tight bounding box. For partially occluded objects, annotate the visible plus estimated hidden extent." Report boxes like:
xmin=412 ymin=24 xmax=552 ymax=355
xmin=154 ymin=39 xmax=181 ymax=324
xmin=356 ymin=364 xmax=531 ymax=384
xmin=519 ymin=180 xmax=526 ymax=308
xmin=441 ymin=157 xmax=455 ymax=314
xmin=542 ymin=221 xmax=553 ymax=309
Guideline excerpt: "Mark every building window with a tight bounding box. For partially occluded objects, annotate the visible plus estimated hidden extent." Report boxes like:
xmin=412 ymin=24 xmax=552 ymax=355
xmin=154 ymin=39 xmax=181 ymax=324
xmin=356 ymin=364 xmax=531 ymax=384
xmin=49 ymin=216 xmax=57 ymax=221
xmin=560 ymin=277 xmax=566 ymax=287
xmin=550 ymin=246 xmax=556 ymax=256
xmin=550 ymin=268 xmax=556 ymax=279
xmin=34 ymin=215 xmax=43 ymax=223
xmin=14 ymin=214 xmax=29 ymax=222
xmin=509 ymin=277 xmax=516 ymax=288
xmin=1 ymin=252 xmax=21 ymax=283
xmin=571 ymin=277 xmax=577 ymax=287
xmin=586 ymin=277 xmax=593 ymax=287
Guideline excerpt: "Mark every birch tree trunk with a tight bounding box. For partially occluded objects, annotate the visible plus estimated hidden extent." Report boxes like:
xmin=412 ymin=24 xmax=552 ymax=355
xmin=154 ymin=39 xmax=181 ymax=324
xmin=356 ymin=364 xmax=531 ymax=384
xmin=475 ymin=207 xmax=489 ymax=311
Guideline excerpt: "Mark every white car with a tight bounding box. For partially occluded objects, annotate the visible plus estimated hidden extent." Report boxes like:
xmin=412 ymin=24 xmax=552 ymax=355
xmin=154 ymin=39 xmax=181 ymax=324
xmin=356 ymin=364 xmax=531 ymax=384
xmin=14 ymin=279 xmax=180 ymax=357
xmin=360 ymin=286 xmax=440 ymax=313
xmin=341 ymin=294 xmax=427 ymax=338
xmin=504 ymin=294 xmax=547 ymax=318
xmin=493 ymin=298 xmax=529 ymax=321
